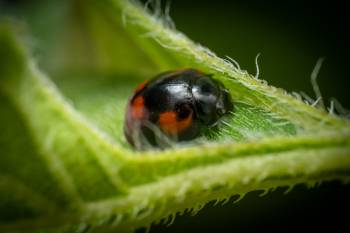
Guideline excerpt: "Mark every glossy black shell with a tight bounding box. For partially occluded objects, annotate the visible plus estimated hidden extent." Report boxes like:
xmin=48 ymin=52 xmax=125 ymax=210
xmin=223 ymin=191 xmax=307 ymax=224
xmin=124 ymin=69 xmax=233 ymax=149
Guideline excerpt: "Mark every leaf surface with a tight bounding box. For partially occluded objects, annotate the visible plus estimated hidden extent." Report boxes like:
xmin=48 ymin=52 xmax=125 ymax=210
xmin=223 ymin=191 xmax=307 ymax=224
xmin=0 ymin=0 xmax=350 ymax=232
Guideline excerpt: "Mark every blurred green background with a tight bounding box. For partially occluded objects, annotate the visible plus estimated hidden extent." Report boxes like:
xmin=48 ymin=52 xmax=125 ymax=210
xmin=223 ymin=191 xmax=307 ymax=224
xmin=1 ymin=0 xmax=349 ymax=232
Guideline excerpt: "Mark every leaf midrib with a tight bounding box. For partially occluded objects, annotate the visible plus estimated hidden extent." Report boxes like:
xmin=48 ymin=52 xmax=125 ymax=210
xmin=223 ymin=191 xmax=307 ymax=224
xmin=2 ymin=145 xmax=349 ymax=232
xmin=6 ymin=63 xmax=350 ymax=188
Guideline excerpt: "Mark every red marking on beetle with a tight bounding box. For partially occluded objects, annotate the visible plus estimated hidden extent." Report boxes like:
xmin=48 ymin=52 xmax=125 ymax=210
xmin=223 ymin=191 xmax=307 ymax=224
xmin=158 ymin=111 xmax=193 ymax=135
xmin=134 ymin=81 xmax=148 ymax=93
xmin=131 ymin=95 xmax=145 ymax=119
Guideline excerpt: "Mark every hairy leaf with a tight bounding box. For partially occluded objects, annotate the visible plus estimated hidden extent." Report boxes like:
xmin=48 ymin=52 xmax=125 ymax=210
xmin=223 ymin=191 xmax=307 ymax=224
xmin=0 ymin=0 xmax=349 ymax=232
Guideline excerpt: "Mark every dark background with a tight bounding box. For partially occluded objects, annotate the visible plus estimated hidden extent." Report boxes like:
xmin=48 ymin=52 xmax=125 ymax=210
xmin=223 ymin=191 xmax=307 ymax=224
xmin=145 ymin=183 xmax=350 ymax=233
xmin=168 ymin=0 xmax=350 ymax=109
xmin=140 ymin=0 xmax=350 ymax=232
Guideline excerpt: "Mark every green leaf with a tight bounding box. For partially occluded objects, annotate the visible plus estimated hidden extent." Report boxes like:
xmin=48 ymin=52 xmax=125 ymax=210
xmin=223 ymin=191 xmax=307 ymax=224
xmin=1 ymin=0 xmax=350 ymax=232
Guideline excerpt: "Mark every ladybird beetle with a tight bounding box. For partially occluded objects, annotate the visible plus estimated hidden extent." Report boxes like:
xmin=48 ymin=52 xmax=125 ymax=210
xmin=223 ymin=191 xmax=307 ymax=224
xmin=124 ymin=69 xmax=233 ymax=149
